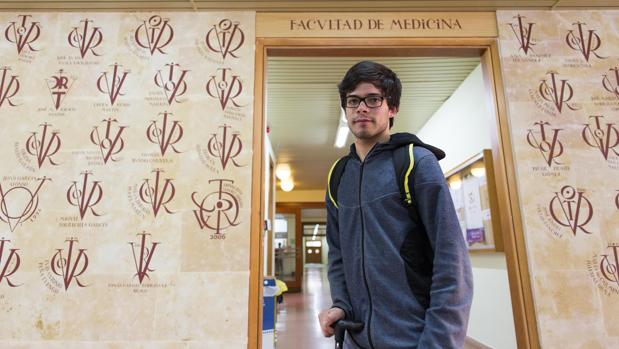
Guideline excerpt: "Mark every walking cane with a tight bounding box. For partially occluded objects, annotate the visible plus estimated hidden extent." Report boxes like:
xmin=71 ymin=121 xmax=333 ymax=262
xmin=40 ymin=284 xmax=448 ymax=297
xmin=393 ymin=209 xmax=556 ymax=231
xmin=333 ymin=320 xmax=364 ymax=349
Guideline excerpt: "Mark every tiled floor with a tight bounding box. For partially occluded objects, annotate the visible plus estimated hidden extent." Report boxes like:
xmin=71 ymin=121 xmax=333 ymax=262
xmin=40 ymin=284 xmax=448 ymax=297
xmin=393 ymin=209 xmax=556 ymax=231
xmin=275 ymin=264 xmax=334 ymax=349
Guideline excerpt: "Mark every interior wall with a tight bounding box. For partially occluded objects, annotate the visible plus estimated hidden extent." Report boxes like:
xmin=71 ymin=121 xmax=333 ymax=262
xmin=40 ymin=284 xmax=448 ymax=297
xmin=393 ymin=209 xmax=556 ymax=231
xmin=417 ymin=62 xmax=516 ymax=347
xmin=276 ymin=189 xmax=325 ymax=203
xmin=321 ymin=235 xmax=329 ymax=265
xmin=417 ymin=63 xmax=493 ymax=172
xmin=0 ymin=11 xmax=255 ymax=347
xmin=468 ymin=253 xmax=517 ymax=349
xmin=264 ymin=137 xmax=275 ymax=276
xmin=497 ymin=9 xmax=619 ymax=348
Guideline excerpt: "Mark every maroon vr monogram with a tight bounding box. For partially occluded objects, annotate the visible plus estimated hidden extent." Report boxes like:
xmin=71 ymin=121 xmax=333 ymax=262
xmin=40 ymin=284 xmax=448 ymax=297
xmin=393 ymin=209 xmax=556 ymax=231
xmin=0 ymin=67 xmax=20 ymax=108
xmin=134 ymin=15 xmax=174 ymax=55
xmin=549 ymin=185 xmax=593 ymax=235
xmin=581 ymin=115 xmax=619 ymax=160
xmin=90 ymin=118 xmax=128 ymax=164
xmin=0 ymin=238 xmax=22 ymax=287
xmin=565 ymin=22 xmax=605 ymax=62
xmin=0 ymin=177 xmax=49 ymax=232
xmin=205 ymin=19 xmax=245 ymax=59
xmin=600 ymin=244 xmax=619 ymax=287
xmin=147 ymin=111 xmax=183 ymax=156
xmin=154 ymin=63 xmax=189 ymax=105
xmin=539 ymin=71 xmax=578 ymax=113
xmin=208 ymin=124 xmax=243 ymax=170
xmin=526 ymin=121 xmax=564 ymax=167
xmin=66 ymin=171 xmax=103 ymax=220
xmin=192 ymin=179 xmax=240 ymax=235
xmin=508 ymin=14 xmax=535 ymax=55
xmin=4 ymin=14 xmax=41 ymax=54
xmin=206 ymin=68 xmax=243 ymax=110
xmin=45 ymin=69 xmax=73 ymax=110
xmin=26 ymin=122 xmax=61 ymax=168
xmin=139 ymin=169 xmax=175 ymax=218
xmin=602 ymin=67 xmax=619 ymax=99
xmin=96 ymin=63 xmax=129 ymax=106
xmin=68 ymin=18 xmax=103 ymax=59
xmin=50 ymin=238 xmax=89 ymax=291
xmin=129 ymin=232 xmax=160 ymax=284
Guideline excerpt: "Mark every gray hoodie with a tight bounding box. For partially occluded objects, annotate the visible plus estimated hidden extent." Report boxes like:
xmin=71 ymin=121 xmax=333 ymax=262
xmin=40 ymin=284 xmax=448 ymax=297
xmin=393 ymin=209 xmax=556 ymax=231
xmin=327 ymin=132 xmax=473 ymax=349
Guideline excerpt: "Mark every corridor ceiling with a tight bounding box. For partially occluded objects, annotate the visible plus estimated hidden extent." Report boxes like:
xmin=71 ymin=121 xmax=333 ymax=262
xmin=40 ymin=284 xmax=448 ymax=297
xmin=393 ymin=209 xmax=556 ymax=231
xmin=266 ymin=56 xmax=480 ymax=190
xmin=0 ymin=0 xmax=617 ymax=10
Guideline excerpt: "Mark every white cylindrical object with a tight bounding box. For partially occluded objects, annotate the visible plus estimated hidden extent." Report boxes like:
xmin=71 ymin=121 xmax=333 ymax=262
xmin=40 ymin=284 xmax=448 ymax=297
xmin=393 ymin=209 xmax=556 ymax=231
xmin=275 ymin=163 xmax=291 ymax=180
xmin=280 ymin=178 xmax=294 ymax=192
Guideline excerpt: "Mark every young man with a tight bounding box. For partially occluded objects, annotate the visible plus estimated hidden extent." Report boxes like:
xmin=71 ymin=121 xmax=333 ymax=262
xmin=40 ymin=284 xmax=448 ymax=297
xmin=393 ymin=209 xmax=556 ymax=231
xmin=318 ymin=61 xmax=473 ymax=348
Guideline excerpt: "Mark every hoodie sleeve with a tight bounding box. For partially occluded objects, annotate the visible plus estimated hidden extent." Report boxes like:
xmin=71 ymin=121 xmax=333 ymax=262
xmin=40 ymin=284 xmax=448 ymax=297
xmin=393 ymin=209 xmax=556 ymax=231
xmin=325 ymin=194 xmax=353 ymax=320
xmin=413 ymin=154 xmax=474 ymax=349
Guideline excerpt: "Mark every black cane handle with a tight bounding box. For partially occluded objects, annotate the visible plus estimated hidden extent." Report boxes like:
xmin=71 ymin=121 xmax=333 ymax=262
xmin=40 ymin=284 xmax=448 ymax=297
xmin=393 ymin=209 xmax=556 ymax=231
xmin=334 ymin=320 xmax=364 ymax=349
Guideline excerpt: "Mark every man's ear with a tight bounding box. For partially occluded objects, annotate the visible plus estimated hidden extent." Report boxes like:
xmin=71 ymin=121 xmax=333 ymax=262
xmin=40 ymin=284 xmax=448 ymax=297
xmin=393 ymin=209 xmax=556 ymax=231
xmin=389 ymin=106 xmax=398 ymax=117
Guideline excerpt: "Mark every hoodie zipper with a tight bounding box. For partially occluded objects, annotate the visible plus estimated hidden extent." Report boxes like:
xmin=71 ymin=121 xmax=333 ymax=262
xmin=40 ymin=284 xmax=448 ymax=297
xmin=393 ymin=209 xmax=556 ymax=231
xmin=359 ymin=160 xmax=376 ymax=349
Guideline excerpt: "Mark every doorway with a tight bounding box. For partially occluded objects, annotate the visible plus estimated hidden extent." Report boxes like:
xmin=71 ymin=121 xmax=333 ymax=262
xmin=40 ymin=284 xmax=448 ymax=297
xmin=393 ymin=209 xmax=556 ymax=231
xmin=303 ymin=222 xmax=326 ymax=265
xmin=253 ymin=38 xmax=536 ymax=349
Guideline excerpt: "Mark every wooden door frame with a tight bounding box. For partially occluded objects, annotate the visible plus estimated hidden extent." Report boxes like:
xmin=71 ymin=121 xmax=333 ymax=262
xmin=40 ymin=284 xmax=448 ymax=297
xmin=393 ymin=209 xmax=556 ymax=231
xmin=249 ymin=37 xmax=540 ymax=349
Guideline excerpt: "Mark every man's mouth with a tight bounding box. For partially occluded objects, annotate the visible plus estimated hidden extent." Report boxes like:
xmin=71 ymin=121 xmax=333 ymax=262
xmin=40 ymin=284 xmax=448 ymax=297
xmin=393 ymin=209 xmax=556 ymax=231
xmin=354 ymin=118 xmax=372 ymax=124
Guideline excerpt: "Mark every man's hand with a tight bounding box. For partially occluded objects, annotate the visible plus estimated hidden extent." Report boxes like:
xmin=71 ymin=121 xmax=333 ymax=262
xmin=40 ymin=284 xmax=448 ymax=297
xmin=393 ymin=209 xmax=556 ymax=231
xmin=318 ymin=307 xmax=345 ymax=337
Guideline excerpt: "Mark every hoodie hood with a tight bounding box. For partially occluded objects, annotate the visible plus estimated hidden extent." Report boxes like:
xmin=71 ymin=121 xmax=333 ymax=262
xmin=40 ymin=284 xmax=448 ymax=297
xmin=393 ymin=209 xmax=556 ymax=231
xmin=349 ymin=132 xmax=446 ymax=160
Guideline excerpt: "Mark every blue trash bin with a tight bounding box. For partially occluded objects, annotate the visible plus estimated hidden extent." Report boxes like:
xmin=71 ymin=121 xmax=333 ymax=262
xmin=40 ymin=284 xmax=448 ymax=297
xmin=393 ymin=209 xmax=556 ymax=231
xmin=263 ymin=277 xmax=278 ymax=349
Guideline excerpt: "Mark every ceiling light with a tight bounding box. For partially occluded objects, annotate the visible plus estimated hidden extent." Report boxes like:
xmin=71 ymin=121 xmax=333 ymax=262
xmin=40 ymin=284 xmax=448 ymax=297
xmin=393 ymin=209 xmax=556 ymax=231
xmin=275 ymin=164 xmax=291 ymax=180
xmin=312 ymin=224 xmax=319 ymax=240
xmin=471 ymin=163 xmax=486 ymax=178
xmin=448 ymin=177 xmax=462 ymax=190
xmin=334 ymin=126 xmax=349 ymax=148
xmin=340 ymin=108 xmax=347 ymax=123
xmin=334 ymin=108 xmax=349 ymax=148
xmin=280 ymin=178 xmax=294 ymax=192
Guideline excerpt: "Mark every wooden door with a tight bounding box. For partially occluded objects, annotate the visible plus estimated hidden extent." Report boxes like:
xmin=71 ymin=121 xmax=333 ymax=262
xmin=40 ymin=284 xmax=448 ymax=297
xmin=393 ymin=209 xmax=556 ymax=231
xmin=304 ymin=239 xmax=322 ymax=263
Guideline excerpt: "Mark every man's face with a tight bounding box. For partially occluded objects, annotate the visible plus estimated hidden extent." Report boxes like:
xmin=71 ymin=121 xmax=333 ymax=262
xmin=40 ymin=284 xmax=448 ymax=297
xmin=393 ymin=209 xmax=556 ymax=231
xmin=344 ymin=82 xmax=395 ymax=142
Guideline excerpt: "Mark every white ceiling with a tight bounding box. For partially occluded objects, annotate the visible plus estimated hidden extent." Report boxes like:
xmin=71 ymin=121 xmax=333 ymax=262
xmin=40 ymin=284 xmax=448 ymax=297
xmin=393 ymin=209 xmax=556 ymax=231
xmin=266 ymin=56 xmax=480 ymax=190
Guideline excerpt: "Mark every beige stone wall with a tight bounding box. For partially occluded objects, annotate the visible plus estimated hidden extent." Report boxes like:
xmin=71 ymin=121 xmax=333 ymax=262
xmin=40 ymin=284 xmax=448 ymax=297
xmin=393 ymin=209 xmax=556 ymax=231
xmin=497 ymin=10 xmax=619 ymax=348
xmin=0 ymin=12 xmax=255 ymax=347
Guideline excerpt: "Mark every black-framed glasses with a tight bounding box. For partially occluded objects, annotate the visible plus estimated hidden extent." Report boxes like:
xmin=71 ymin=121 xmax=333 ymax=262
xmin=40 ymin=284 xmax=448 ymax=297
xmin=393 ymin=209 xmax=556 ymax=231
xmin=345 ymin=95 xmax=385 ymax=108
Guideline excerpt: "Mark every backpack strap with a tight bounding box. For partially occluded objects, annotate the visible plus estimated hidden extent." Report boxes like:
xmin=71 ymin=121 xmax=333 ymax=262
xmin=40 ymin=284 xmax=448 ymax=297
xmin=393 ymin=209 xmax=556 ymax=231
xmin=393 ymin=143 xmax=424 ymax=224
xmin=403 ymin=144 xmax=415 ymax=205
xmin=327 ymin=156 xmax=350 ymax=209
xmin=393 ymin=143 xmax=415 ymax=206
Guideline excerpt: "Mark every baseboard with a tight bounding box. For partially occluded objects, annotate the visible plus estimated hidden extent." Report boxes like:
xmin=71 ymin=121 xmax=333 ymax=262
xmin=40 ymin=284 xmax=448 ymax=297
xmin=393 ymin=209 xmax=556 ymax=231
xmin=464 ymin=336 xmax=493 ymax=349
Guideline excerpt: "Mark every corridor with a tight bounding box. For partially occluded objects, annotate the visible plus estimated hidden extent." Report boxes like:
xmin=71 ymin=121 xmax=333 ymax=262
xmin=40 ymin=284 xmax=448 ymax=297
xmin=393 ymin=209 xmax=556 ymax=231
xmin=274 ymin=265 xmax=486 ymax=349
xmin=276 ymin=264 xmax=334 ymax=349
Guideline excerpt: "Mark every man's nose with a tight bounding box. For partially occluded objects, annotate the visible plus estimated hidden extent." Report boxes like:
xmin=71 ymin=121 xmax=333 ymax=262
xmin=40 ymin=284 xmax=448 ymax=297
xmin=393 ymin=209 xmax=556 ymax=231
xmin=355 ymin=100 xmax=370 ymax=111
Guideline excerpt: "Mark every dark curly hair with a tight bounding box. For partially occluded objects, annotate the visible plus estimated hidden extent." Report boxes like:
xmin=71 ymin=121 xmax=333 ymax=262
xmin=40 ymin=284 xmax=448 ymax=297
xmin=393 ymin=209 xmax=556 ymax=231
xmin=338 ymin=61 xmax=402 ymax=128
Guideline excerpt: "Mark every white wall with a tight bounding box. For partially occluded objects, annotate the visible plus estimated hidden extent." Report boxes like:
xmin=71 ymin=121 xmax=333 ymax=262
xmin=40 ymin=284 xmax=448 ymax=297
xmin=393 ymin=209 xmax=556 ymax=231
xmin=468 ymin=254 xmax=517 ymax=349
xmin=264 ymin=136 xmax=276 ymax=276
xmin=276 ymin=189 xmax=325 ymax=202
xmin=418 ymin=64 xmax=516 ymax=348
xmin=417 ymin=64 xmax=492 ymax=173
